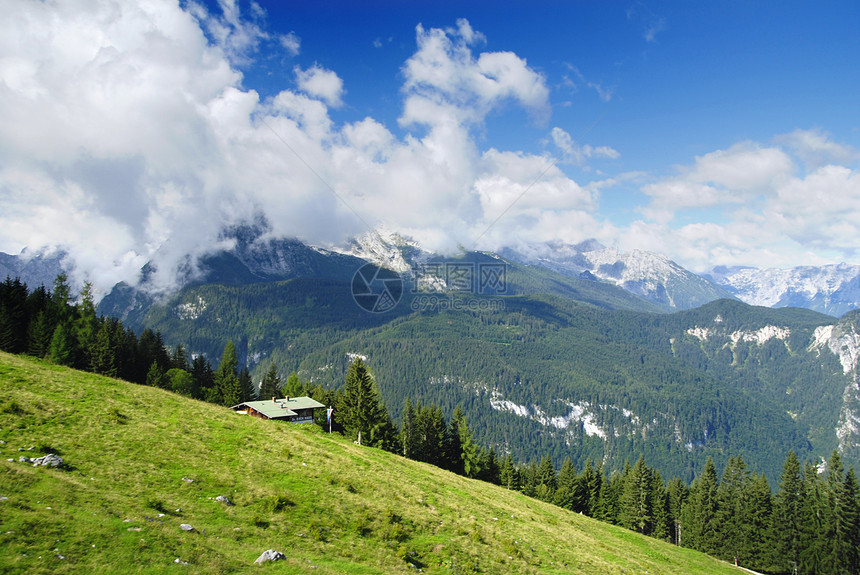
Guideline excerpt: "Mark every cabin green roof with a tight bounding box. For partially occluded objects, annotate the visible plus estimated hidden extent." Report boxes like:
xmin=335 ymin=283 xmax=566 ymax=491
xmin=231 ymin=396 xmax=325 ymax=419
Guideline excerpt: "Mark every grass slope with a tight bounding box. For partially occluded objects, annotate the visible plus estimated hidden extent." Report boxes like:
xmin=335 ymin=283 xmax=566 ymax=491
xmin=0 ymin=352 xmax=739 ymax=574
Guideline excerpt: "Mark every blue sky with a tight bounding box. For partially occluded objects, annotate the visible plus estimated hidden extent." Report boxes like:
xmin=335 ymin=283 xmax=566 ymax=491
xmin=0 ymin=0 xmax=858 ymax=293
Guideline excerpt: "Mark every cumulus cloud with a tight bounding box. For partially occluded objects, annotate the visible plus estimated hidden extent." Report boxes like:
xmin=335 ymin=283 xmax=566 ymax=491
xmin=0 ymin=6 xmax=572 ymax=296
xmin=631 ymin=133 xmax=860 ymax=270
xmin=401 ymin=18 xmax=550 ymax=127
xmin=294 ymin=64 xmax=344 ymax=107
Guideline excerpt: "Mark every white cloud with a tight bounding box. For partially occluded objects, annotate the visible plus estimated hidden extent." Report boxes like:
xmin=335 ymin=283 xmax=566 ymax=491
xmin=280 ymin=31 xmax=301 ymax=55
xmin=775 ymin=128 xmax=859 ymax=169
xmin=628 ymin=133 xmax=860 ymax=270
xmin=551 ymin=127 xmax=619 ymax=166
xmin=401 ymin=19 xmax=550 ymax=127
xmin=1 ymin=1 xmax=858 ymax=300
xmin=641 ymin=142 xmax=795 ymax=221
xmin=294 ymin=64 xmax=345 ymax=108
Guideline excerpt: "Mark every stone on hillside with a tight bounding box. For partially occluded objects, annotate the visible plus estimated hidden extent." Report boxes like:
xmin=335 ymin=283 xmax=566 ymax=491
xmin=254 ymin=549 xmax=286 ymax=564
xmin=179 ymin=524 xmax=194 ymax=532
xmin=31 ymin=454 xmax=63 ymax=468
xmin=18 ymin=456 xmax=31 ymax=463
xmin=215 ymin=495 xmax=233 ymax=506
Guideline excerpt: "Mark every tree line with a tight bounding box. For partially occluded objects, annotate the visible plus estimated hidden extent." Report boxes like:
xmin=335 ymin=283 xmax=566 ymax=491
xmin=304 ymin=356 xmax=860 ymax=575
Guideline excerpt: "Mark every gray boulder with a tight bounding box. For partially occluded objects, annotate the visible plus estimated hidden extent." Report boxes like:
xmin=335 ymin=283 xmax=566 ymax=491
xmin=254 ymin=549 xmax=286 ymax=564
xmin=31 ymin=454 xmax=63 ymax=468
xmin=215 ymin=495 xmax=233 ymax=506
xmin=179 ymin=524 xmax=194 ymax=532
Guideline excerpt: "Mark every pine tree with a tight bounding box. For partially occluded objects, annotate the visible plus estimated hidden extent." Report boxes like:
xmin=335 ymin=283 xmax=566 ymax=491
xmin=535 ymin=455 xmax=557 ymax=503
xmin=499 ymin=454 xmax=519 ymax=490
xmin=335 ymin=358 xmax=390 ymax=448
xmin=259 ymin=363 xmax=282 ymax=400
xmin=681 ymin=457 xmax=719 ymax=554
xmin=190 ymin=355 xmax=214 ymax=400
xmin=48 ymin=321 xmax=75 ymax=366
xmin=145 ymin=360 xmax=166 ymax=389
xmin=283 ymin=372 xmax=303 ymax=397
xmin=171 ymin=344 xmax=189 ymax=371
xmin=666 ymin=476 xmax=687 ymax=546
xmin=715 ymin=455 xmax=752 ymax=563
xmin=401 ymin=398 xmax=419 ymax=459
xmin=650 ymin=469 xmax=671 ymax=541
xmin=73 ymin=281 xmax=97 ymax=369
xmin=744 ymin=472 xmax=772 ymax=570
xmin=620 ymin=456 xmax=654 ymax=534
xmin=583 ymin=459 xmax=604 ymax=517
xmin=554 ymin=457 xmax=578 ymax=511
xmin=0 ymin=276 xmax=29 ymax=353
xmin=772 ymin=451 xmax=804 ymax=574
xmin=838 ymin=467 xmax=860 ymax=575
xmin=214 ymin=340 xmax=241 ymax=407
xmin=799 ymin=460 xmax=827 ymax=574
xmin=90 ymin=319 xmax=117 ymax=376
xmin=239 ymin=365 xmax=256 ymax=402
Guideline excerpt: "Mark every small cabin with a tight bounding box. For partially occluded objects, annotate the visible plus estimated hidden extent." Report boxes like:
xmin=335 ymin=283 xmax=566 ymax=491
xmin=231 ymin=396 xmax=325 ymax=423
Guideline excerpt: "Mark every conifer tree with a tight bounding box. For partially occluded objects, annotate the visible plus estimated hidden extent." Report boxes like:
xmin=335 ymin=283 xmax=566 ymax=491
xmin=799 ymin=460 xmax=827 ymax=574
xmin=90 ymin=319 xmax=117 ymax=376
xmin=214 ymin=340 xmax=241 ymax=406
xmin=48 ymin=321 xmax=75 ymax=366
xmin=838 ymin=467 xmax=860 ymax=575
xmin=666 ymin=476 xmax=687 ymax=546
xmin=336 ymin=358 xmax=391 ymax=448
xmin=554 ymin=458 xmax=578 ymax=511
xmin=145 ymin=360 xmax=166 ymax=389
xmin=283 ymin=372 xmax=303 ymax=397
xmin=583 ymin=459 xmax=604 ymax=517
xmin=620 ymin=456 xmax=654 ymax=534
xmin=772 ymin=451 xmax=804 ymax=574
xmin=238 ymin=365 xmax=256 ymax=402
xmin=259 ymin=363 xmax=282 ymax=399
xmin=499 ymin=454 xmax=519 ymax=490
xmin=715 ymin=455 xmax=752 ymax=563
xmin=401 ymin=398 xmax=419 ymax=459
xmin=535 ymin=455 xmax=557 ymax=503
xmin=190 ymin=355 xmax=215 ymax=400
xmin=681 ymin=457 xmax=719 ymax=554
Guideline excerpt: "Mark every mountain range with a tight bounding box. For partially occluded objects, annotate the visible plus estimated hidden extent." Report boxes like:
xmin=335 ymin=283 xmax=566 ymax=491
xmin=5 ymin=228 xmax=860 ymax=481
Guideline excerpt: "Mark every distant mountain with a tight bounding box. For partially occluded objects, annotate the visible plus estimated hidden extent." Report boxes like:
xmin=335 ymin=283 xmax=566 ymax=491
xmin=501 ymin=240 xmax=734 ymax=312
xmin=0 ymin=248 xmax=67 ymax=290
xmin=707 ymin=264 xmax=860 ymax=317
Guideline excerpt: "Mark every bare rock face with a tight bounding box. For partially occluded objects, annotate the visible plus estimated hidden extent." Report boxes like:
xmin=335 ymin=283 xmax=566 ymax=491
xmin=254 ymin=549 xmax=286 ymax=564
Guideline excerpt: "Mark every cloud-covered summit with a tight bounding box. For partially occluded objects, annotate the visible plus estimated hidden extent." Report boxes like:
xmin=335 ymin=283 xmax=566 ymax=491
xmin=0 ymin=1 xmax=857 ymax=298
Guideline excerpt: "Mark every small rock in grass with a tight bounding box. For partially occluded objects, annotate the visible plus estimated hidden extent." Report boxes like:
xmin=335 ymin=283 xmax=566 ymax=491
xmin=254 ymin=549 xmax=286 ymax=564
xmin=181 ymin=477 xmax=194 ymax=483
xmin=31 ymin=454 xmax=63 ymax=468
xmin=18 ymin=456 xmax=30 ymax=463
xmin=174 ymin=558 xmax=188 ymax=565
xmin=215 ymin=495 xmax=233 ymax=506
xmin=0 ymin=496 xmax=8 ymax=501
xmin=180 ymin=524 xmax=194 ymax=532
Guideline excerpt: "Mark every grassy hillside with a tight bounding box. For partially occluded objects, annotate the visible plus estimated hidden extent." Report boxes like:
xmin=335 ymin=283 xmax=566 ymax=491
xmin=0 ymin=353 xmax=741 ymax=574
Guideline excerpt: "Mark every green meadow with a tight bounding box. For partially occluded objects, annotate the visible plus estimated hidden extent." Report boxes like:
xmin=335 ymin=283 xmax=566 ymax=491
xmin=0 ymin=352 xmax=740 ymax=574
